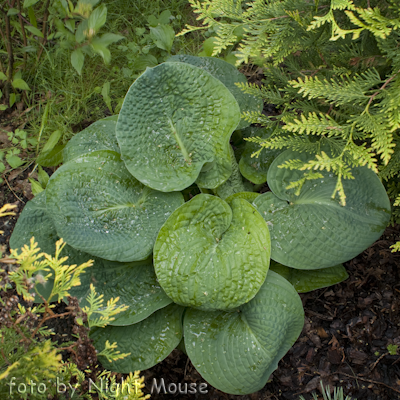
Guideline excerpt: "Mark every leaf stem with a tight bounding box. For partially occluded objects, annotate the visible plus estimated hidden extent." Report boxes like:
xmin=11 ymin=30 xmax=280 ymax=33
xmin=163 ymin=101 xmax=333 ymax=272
xmin=16 ymin=0 xmax=27 ymax=69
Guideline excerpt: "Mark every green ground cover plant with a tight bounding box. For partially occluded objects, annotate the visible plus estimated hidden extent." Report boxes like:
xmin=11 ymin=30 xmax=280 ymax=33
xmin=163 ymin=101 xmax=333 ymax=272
xmin=9 ymin=56 xmax=391 ymax=395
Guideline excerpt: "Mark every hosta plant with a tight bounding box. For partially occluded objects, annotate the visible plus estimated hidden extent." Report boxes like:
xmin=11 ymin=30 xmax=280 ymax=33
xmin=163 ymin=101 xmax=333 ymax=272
xmin=10 ymin=57 xmax=391 ymax=395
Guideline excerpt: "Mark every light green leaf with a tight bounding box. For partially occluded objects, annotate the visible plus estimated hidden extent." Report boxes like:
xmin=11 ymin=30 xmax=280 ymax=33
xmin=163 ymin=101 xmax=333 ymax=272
xmin=75 ymin=20 xmax=88 ymax=43
xmin=0 ymin=105 xmax=7 ymax=111
xmin=116 ymin=62 xmax=240 ymax=192
xmin=149 ymin=24 xmax=175 ymax=52
xmin=37 ymin=165 xmax=49 ymax=188
xmin=71 ymin=48 xmax=85 ymax=74
xmin=6 ymin=154 xmax=24 ymax=168
xmin=0 ymin=72 xmax=7 ymax=81
xmin=184 ymin=271 xmax=304 ymax=395
xmin=270 ymin=261 xmax=349 ymax=292
xmin=25 ymin=25 xmax=44 ymax=38
xmin=95 ymin=32 xmax=125 ymax=47
xmin=200 ymin=37 xmax=217 ymax=57
xmin=7 ymin=8 xmax=19 ymax=16
xmin=27 ymin=6 xmax=37 ymax=27
xmin=63 ymin=117 xmax=120 ymax=163
xmin=90 ymin=304 xmax=184 ymax=372
xmin=254 ymin=149 xmax=391 ymax=269
xmin=239 ymin=126 xmax=282 ymax=184
xmin=36 ymin=144 xmax=65 ymax=167
xmin=101 ymin=81 xmax=112 ymax=112
xmin=46 ymin=150 xmax=184 ymax=262
xmin=77 ymin=258 xmax=173 ymax=326
xmin=154 ymin=194 xmax=271 ymax=310
xmin=23 ymin=0 xmax=39 ymax=8
xmin=29 ymin=178 xmax=44 ymax=195
xmin=65 ymin=19 xmax=75 ymax=32
xmin=168 ymin=55 xmax=263 ymax=129
xmin=9 ymin=93 xmax=16 ymax=107
xmin=41 ymin=130 xmax=62 ymax=154
xmin=91 ymin=39 xmax=111 ymax=63
xmin=88 ymin=4 xmax=107 ymax=32
xmin=12 ymin=78 xmax=30 ymax=91
xmin=132 ymin=54 xmax=158 ymax=71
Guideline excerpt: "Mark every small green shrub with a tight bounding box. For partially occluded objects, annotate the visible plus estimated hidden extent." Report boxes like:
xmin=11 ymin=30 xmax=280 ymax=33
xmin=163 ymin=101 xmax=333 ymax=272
xmin=9 ymin=56 xmax=391 ymax=395
xmin=0 ymin=215 xmax=149 ymax=400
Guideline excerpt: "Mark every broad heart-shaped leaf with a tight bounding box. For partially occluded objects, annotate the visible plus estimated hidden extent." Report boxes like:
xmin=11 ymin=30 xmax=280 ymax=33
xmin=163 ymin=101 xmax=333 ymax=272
xmin=269 ymin=261 xmax=348 ymax=293
xmin=76 ymin=257 xmax=173 ymax=326
xmin=239 ymin=126 xmax=282 ymax=184
xmin=154 ymin=194 xmax=271 ymax=311
xmin=116 ymin=62 xmax=240 ymax=192
xmin=46 ymin=150 xmax=184 ymax=262
xmin=254 ymin=150 xmax=391 ymax=270
xmin=184 ymin=270 xmax=304 ymax=395
xmin=63 ymin=116 xmax=120 ymax=163
xmin=168 ymin=55 xmax=263 ymax=129
xmin=90 ymin=304 xmax=184 ymax=372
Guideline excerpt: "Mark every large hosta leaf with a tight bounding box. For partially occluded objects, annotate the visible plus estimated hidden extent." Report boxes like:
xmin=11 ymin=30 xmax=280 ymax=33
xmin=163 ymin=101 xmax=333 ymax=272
xmin=154 ymin=194 xmax=271 ymax=310
xmin=184 ymin=271 xmax=304 ymax=395
xmin=90 ymin=304 xmax=184 ymax=372
xmin=46 ymin=150 xmax=184 ymax=262
xmin=270 ymin=261 xmax=348 ymax=293
xmin=63 ymin=116 xmax=120 ymax=163
xmin=77 ymin=257 xmax=173 ymax=326
xmin=168 ymin=55 xmax=263 ymax=129
xmin=116 ymin=62 xmax=240 ymax=192
xmin=10 ymin=191 xmax=59 ymax=256
xmin=254 ymin=150 xmax=391 ymax=269
xmin=239 ymin=126 xmax=282 ymax=184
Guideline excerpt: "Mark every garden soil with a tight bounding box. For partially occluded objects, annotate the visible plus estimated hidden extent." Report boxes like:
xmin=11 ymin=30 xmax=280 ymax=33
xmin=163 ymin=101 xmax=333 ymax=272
xmin=1 ymin=98 xmax=400 ymax=399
